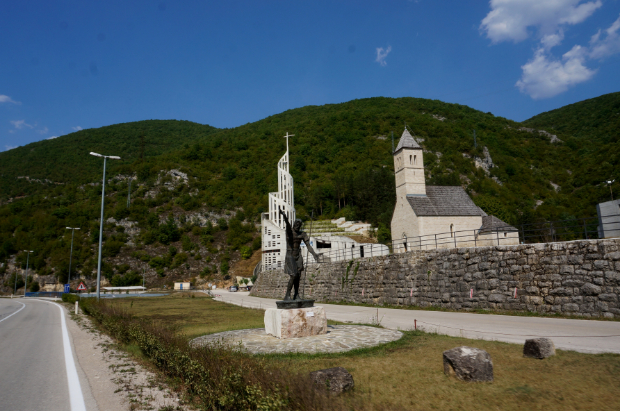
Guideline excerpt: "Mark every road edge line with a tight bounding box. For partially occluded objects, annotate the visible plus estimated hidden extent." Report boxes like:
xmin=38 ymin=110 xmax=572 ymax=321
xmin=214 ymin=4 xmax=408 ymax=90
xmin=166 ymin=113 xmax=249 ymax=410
xmin=56 ymin=302 xmax=87 ymax=411
xmin=0 ymin=301 xmax=25 ymax=323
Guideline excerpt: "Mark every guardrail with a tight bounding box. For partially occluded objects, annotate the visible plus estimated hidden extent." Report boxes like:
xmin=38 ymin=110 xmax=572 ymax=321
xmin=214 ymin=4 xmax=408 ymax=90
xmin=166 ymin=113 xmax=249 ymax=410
xmin=25 ymin=291 xmax=65 ymax=298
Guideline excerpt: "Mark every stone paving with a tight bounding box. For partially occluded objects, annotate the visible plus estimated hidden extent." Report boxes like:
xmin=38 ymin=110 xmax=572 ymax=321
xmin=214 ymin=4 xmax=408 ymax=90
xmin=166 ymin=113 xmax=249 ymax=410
xmin=190 ymin=325 xmax=403 ymax=355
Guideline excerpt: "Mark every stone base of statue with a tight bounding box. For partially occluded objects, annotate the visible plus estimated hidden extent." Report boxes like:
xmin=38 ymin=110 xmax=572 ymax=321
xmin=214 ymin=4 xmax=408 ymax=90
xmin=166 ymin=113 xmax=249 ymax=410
xmin=264 ymin=306 xmax=327 ymax=339
xmin=276 ymin=299 xmax=315 ymax=309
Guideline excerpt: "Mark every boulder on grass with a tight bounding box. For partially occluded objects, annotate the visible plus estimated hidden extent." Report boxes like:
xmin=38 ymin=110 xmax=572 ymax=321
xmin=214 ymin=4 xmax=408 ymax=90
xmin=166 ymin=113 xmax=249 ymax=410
xmin=523 ymin=338 xmax=555 ymax=359
xmin=443 ymin=346 xmax=494 ymax=382
xmin=309 ymin=367 xmax=354 ymax=394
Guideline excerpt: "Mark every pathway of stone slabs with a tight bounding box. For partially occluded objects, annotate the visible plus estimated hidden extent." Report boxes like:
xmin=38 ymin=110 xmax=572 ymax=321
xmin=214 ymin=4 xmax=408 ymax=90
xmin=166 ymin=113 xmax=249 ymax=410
xmin=191 ymin=325 xmax=403 ymax=354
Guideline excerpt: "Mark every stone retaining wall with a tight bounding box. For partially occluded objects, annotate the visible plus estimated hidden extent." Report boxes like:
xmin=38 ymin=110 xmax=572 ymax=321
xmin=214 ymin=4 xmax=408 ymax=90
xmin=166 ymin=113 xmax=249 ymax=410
xmin=250 ymin=239 xmax=620 ymax=318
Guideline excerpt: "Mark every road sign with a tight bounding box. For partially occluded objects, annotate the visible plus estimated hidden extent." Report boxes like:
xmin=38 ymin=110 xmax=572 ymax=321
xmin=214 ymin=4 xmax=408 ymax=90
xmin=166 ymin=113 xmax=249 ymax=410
xmin=77 ymin=282 xmax=87 ymax=291
xmin=64 ymin=284 xmax=70 ymax=293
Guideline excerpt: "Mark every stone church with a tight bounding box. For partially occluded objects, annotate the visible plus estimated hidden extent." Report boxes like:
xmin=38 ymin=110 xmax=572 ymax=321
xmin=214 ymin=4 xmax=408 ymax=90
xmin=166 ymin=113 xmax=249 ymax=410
xmin=391 ymin=129 xmax=518 ymax=250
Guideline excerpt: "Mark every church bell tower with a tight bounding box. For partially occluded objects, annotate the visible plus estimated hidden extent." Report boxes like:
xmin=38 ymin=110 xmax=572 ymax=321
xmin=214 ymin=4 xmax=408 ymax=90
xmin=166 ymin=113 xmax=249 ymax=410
xmin=393 ymin=128 xmax=425 ymax=200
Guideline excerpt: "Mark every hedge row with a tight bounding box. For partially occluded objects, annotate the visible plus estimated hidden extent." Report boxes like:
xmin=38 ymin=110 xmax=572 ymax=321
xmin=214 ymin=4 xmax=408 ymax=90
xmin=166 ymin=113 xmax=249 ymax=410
xmin=79 ymin=299 xmax=352 ymax=411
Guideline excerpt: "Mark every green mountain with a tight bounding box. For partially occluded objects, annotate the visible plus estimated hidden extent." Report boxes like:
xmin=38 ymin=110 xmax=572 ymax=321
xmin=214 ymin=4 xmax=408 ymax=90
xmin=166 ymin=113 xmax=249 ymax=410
xmin=0 ymin=120 xmax=218 ymax=199
xmin=523 ymin=91 xmax=620 ymax=205
xmin=0 ymin=95 xmax=617 ymax=291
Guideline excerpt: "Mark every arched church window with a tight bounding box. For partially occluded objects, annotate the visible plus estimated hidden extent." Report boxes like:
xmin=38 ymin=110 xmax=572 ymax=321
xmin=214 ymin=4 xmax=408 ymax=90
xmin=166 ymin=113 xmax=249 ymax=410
xmin=409 ymin=155 xmax=412 ymax=165
xmin=450 ymin=224 xmax=454 ymax=237
xmin=414 ymin=155 xmax=417 ymax=165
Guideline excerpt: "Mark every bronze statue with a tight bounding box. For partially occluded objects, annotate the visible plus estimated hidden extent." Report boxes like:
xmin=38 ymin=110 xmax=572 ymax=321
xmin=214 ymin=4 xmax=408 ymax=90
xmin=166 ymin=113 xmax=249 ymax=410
xmin=279 ymin=209 xmax=319 ymax=301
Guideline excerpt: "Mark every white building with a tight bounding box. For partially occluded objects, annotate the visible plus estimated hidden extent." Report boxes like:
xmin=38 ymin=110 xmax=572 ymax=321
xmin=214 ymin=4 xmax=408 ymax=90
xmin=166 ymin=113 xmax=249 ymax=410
xmin=261 ymin=133 xmax=296 ymax=271
xmin=391 ymin=128 xmax=518 ymax=250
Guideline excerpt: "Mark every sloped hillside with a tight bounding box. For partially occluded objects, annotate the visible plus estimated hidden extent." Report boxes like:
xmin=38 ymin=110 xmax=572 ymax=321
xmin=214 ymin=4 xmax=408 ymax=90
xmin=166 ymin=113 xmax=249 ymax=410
xmin=0 ymin=95 xmax=614 ymax=291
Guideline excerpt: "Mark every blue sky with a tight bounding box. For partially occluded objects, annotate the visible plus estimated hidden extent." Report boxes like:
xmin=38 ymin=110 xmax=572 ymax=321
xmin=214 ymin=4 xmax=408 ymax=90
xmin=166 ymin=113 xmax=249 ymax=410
xmin=2 ymin=0 xmax=620 ymax=151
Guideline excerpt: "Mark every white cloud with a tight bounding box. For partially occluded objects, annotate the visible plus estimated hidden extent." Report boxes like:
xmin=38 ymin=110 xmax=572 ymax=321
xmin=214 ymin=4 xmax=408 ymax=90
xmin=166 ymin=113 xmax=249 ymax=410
xmin=38 ymin=127 xmax=49 ymax=135
xmin=0 ymin=95 xmax=20 ymax=105
xmin=375 ymin=46 xmax=392 ymax=67
xmin=516 ymin=45 xmax=596 ymax=99
xmin=10 ymin=120 xmax=34 ymax=129
xmin=541 ymin=31 xmax=565 ymax=50
xmin=46 ymin=135 xmax=58 ymax=140
xmin=72 ymin=126 xmax=83 ymax=131
xmin=481 ymin=0 xmax=602 ymax=43
xmin=4 ymin=145 xmax=17 ymax=151
xmin=589 ymin=14 xmax=620 ymax=59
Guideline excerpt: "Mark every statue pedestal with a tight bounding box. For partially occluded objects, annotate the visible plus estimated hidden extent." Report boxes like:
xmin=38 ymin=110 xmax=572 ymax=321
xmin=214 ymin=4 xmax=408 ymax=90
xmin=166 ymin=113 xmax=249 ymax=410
xmin=264 ymin=306 xmax=327 ymax=339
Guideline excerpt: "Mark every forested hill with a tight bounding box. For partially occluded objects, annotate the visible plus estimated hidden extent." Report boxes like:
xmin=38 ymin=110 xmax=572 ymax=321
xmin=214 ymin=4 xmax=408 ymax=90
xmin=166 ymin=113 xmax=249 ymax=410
xmin=0 ymin=120 xmax=219 ymax=198
xmin=2 ymin=96 xmax=616 ymax=224
xmin=523 ymin=91 xmax=620 ymax=207
xmin=1 ymin=94 xmax=617 ymax=292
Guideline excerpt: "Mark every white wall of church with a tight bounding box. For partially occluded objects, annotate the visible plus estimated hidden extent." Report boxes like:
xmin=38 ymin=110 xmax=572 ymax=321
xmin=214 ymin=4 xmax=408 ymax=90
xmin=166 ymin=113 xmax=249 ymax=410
xmin=391 ymin=197 xmax=419 ymax=242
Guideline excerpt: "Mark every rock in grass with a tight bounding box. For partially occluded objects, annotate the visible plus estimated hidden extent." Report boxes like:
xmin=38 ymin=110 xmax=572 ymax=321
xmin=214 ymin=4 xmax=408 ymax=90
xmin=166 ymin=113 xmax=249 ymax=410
xmin=523 ymin=338 xmax=555 ymax=359
xmin=443 ymin=346 xmax=494 ymax=382
xmin=310 ymin=367 xmax=354 ymax=394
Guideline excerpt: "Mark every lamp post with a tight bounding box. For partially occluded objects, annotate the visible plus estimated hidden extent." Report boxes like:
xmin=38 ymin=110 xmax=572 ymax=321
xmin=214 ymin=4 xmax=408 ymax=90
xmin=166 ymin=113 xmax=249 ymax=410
xmin=23 ymin=250 xmax=33 ymax=296
xmin=66 ymin=227 xmax=80 ymax=287
xmin=90 ymin=152 xmax=121 ymax=300
xmin=607 ymin=179 xmax=615 ymax=201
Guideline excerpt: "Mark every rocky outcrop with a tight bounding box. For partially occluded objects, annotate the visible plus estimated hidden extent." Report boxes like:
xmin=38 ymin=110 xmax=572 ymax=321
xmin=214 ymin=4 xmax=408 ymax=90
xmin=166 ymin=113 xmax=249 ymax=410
xmin=443 ymin=346 xmax=493 ymax=382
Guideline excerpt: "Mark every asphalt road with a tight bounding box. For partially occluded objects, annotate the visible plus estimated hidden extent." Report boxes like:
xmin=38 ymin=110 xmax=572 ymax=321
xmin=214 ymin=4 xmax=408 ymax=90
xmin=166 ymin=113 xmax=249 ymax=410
xmin=213 ymin=290 xmax=620 ymax=354
xmin=0 ymin=298 xmax=86 ymax=411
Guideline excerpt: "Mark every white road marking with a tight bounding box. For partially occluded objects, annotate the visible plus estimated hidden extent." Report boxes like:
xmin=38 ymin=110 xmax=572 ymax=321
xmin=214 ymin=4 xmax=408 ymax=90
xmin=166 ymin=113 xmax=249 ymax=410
xmin=30 ymin=299 xmax=87 ymax=411
xmin=0 ymin=301 xmax=25 ymax=323
xmin=55 ymin=302 xmax=87 ymax=411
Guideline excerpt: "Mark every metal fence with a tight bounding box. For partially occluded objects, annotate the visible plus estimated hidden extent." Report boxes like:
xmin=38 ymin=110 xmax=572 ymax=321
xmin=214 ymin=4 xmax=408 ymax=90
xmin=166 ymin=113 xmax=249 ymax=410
xmin=309 ymin=213 xmax=620 ymax=262
xmin=257 ymin=213 xmax=620 ymax=271
xmin=25 ymin=291 xmax=65 ymax=298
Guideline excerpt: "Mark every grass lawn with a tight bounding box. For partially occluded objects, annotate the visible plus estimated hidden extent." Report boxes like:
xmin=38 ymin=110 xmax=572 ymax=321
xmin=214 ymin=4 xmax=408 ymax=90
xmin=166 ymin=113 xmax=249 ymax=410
xmin=114 ymin=293 xmax=620 ymax=411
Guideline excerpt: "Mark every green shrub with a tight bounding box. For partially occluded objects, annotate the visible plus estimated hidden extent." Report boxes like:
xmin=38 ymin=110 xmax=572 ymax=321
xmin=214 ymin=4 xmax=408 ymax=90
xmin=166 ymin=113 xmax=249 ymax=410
xmin=240 ymin=246 xmax=252 ymax=259
xmin=62 ymin=293 xmax=79 ymax=304
xmin=78 ymin=300 xmax=351 ymax=411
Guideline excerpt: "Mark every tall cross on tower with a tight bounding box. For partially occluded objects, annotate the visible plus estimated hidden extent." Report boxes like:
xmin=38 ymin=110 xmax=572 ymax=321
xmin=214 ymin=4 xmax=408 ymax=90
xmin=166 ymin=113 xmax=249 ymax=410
xmin=283 ymin=132 xmax=294 ymax=153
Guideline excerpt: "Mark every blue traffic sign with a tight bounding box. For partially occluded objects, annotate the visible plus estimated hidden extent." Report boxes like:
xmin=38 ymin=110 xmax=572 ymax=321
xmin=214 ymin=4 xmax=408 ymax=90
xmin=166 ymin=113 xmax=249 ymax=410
xmin=64 ymin=284 xmax=70 ymax=293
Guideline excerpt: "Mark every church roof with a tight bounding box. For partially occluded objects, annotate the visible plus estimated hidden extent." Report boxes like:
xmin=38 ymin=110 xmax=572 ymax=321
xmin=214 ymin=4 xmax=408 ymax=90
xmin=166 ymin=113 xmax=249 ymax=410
xmin=394 ymin=128 xmax=421 ymax=153
xmin=479 ymin=215 xmax=518 ymax=232
xmin=406 ymin=186 xmax=487 ymax=216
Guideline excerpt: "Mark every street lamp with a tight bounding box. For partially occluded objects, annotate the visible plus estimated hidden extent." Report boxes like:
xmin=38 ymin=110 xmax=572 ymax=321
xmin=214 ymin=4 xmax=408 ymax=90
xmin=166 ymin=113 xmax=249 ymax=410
xmin=607 ymin=179 xmax=615 ymax=201
xmin=23 ymin=250 xmax=33 ymax=296
xmin=66 ymin=227 xmax=80 ymax=287
xmin=90 ymin=152 xmax=121 ymax=300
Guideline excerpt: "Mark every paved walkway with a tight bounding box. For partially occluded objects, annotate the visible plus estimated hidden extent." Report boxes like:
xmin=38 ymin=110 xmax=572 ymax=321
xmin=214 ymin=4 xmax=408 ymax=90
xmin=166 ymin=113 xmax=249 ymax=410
xmin=191 ymin=325 xmax=403 ymax=354
xmin=212 ymin=290 xmax=620 ymax=354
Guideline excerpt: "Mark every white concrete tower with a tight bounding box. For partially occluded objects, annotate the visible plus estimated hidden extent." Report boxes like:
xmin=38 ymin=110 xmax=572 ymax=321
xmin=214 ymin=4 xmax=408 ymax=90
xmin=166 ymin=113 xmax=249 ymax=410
xmin=261 ymin=133 xmax=297 ymax=271
xmin=393 ymin=128 xmax=425 ymax=199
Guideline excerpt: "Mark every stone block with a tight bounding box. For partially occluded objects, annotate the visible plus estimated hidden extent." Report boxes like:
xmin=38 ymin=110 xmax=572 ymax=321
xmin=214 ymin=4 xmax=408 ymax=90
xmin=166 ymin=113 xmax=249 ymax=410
xmin=310 ymin=367 xmax=354 ymax=394
xmin=581 ymin=283 xmax=602 ymax=296
xmin=443 ymin=346 xmax=493 ymax=382
xmin=488 ymin=293 xmax=506 ymax=303
xmin=523 ymin=338 xmax=556 ymax=359
xmin=264 ymin=306 xmax=327 ymax=339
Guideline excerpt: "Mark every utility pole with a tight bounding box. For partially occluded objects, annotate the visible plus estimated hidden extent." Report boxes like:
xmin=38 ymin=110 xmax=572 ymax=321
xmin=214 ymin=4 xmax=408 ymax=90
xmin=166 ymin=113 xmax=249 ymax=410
xmin=23 ymin=250 xmax=33 ymax=296
xmin=66 ymin=227 xmax=80 ymax=286
xmin=90 ymin=152 xmax=121 ymax=300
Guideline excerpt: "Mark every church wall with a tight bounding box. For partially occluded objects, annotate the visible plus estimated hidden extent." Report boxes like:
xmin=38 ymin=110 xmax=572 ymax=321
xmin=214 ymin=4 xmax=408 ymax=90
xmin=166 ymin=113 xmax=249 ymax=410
xmin=418 ymin=215 xmax=483 ymax=247
xmin=391 ymin=199 xmax=419 ymax=242
xmin=251 ymin=238 xmax=620 ymax=318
